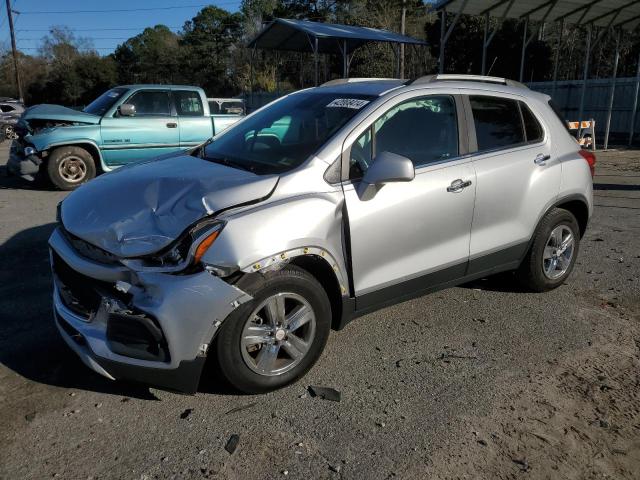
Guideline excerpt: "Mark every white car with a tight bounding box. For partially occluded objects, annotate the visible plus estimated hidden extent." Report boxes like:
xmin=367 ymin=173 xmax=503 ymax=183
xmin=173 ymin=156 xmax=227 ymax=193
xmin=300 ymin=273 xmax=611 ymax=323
xmin=51 ymin=75 xmax=595 ymax=393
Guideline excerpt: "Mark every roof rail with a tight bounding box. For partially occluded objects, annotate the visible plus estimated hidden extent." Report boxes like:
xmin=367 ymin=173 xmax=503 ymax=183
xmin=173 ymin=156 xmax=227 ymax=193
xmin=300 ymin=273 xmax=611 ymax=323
xmin=410 ymin=74 xmax=528 ymax=89
xmin=320 ymin=77 xmax=399 ymax=87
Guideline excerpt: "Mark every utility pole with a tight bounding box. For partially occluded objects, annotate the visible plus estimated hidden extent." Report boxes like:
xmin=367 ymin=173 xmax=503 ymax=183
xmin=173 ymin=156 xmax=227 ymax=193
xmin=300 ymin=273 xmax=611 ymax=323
xmin=400 ymin=0 xmax=406 ymax=79
xmin=5 ymin=0 xmax=23 ymax=102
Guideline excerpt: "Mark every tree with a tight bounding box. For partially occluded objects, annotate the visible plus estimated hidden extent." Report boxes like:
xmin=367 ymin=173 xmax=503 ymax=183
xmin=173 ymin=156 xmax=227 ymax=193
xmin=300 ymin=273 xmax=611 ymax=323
xmin=179 ymin=6 xmax=244 ymax=95
xmin=113 ymin=26 xmax=181 ymax=84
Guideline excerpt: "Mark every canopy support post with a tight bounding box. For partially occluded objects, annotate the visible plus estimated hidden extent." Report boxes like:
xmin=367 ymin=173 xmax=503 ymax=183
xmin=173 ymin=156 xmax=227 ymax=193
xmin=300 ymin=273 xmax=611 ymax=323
xmin=342 ymin=40 xmax=348 ymax=78
xmin=519 ymin=16 xmax=528 ymax=82
xmin=439 ymin=0 xmax=469 ymax=74
xmin=551 ymin=18 xmax=564 ymax=98
xmin=314 ymin=36 xmax=319 ymax=86
xmin=629 ymin=53 xmax=640 ymax=146
xmin=577 ymin=23 xmax=592 ymax=140
xmin=482 ymin=12 xmax=489 ymax=75
xmin=604 ymin=28 xmax=621 ymax=150
xmin=481 ymin=0 xmax=516 ymax=75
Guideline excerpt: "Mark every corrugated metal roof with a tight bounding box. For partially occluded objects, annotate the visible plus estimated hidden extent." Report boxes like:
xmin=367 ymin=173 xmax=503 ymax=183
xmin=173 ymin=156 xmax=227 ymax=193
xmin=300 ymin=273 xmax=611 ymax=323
xmin=433 ymin=0 xmax=640 ymax=30
xmin=248 ymin=18 xmax=427 ymax=54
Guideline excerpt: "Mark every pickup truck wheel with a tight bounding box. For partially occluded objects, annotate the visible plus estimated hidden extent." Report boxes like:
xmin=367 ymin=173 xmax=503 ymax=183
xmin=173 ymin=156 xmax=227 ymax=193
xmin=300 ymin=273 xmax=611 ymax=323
xmin=516 ymin=208 xmax=580 ymax=292
xmin=215 ymin=266 xmax=331 ymax=394
xmin=47 ymin=146 xmax=96 ymax=190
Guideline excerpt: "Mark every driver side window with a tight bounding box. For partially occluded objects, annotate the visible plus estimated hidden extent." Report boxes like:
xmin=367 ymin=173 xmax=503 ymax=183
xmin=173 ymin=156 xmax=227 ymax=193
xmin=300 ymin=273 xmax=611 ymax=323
xmin=349 ymin=95 xmax=459 ymax=180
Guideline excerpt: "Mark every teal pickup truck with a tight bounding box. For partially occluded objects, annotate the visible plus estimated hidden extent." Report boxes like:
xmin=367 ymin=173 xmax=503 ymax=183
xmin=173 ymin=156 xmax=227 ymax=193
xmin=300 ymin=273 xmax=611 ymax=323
xmin=8 ymin=85 xmax=244 ymax=190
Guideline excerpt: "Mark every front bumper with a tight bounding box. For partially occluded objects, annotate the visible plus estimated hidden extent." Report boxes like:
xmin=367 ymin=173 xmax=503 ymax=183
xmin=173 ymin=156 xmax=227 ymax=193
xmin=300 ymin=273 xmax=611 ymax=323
xmin=49 ymin=227 xmax=252 ymax=393
xmin=7 ymin=145 xmax=42 ymax=181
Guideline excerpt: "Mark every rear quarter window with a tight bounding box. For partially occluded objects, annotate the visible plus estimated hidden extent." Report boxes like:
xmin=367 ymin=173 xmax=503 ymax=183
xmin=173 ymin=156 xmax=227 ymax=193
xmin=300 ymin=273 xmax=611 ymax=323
xmin=519 ymin=102 xmax=544 ymax=143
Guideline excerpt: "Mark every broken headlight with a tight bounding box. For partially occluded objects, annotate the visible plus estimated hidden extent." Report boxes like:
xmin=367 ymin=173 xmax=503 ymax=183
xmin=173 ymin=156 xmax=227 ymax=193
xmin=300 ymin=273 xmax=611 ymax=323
xmin=124 ymin=220 xmax=225 ymax=273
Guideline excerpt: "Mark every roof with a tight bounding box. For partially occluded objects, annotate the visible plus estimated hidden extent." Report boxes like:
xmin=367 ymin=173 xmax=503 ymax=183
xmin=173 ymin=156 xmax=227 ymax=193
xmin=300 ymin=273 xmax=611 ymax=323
xmin=433 ymin=0 xmax=640 ymax=31
xmin=306 ymin=76 xmax=548 ymax=100
xmin=248 ymin=18 xmax=427 ymax=54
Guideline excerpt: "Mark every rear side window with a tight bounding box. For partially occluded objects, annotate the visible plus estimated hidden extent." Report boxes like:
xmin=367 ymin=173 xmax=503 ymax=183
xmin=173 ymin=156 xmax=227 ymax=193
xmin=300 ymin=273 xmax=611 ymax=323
xmin=126 ymin=90 xmax=171 ymax=116
xmin=0 ymin=104 xmax=15 ymax=112
xmin=520 ymin=102 xmax=544 ymax=143
xmin=470 ymin=96 xmax=524 ymax=151
xmin=174 ymin=90 xmax=204 ymax=116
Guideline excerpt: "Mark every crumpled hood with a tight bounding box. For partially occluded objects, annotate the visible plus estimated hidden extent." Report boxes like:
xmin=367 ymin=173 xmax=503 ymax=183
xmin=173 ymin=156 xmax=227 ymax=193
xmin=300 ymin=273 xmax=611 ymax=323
xmin=23 ymin=104 xmax=101 ymax=124
xmin=61 ymin=155 xmax=279 ymax=257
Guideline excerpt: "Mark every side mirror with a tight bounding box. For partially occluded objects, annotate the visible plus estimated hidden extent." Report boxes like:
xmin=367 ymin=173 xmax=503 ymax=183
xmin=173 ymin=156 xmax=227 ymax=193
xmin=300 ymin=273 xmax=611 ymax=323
xmin=118 ymin=104 xmax=136 ymax=117
xmin=357 ymin=151 xmax=414 ymax=199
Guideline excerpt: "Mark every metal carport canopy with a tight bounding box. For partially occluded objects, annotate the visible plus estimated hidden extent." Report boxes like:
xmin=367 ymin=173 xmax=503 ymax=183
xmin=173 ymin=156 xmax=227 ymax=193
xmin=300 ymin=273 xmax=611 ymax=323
xmin=248 ymin=18 xmax=427 ymax=55
xmin=247 ymin=18 xmax=427 ymax=85
xmin=433 ymin=0 xmax=640 ymax=148
xmin=433 ymin=0 xmax=640 ymax=30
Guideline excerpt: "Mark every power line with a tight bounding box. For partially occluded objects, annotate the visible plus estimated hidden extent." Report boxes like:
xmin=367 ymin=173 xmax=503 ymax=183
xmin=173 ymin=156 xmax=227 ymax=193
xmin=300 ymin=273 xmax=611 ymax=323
xmin=17 ymin=26 xmax=184 ymax=32
xmin=14 ymin=2 xmax=238 ymax=15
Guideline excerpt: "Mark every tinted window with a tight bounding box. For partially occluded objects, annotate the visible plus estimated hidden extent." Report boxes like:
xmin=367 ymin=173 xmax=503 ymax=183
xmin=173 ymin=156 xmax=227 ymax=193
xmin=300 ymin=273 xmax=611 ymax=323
xmin=470 ymin=96 xmax=524 ymax=151
xmin=209 ymin=100 xmax=244 ymax=115
xmin=520 ymin=102 xmax=543 ymax=143
xmin=0 ymin=105 xmax=15 ymax=112
xmin=202 ymin=92 xmax=373 ymax=175
xmin=126 ymin=90 xmax=171 ymax=116
xmin=175 ymin=90 xmax=204 ymax=116
xmin=84 ymin=87 xmax=128 ymax=116
xmin=350 ymin=96 xmax=458 ymax=179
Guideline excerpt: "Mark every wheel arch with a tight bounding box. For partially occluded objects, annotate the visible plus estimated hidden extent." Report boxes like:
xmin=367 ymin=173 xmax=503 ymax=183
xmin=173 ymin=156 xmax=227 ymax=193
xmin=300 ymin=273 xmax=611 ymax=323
xmin=44 ymin=141 xmax=107 ymax=173
xmin=554 ymin=194 xmax=590 ymax=238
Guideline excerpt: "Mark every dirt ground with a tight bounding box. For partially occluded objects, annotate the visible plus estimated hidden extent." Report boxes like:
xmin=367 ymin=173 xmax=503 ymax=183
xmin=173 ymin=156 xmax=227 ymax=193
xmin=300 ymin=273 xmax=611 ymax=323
xmin=0 ymin=144 xmax=638 ymax=480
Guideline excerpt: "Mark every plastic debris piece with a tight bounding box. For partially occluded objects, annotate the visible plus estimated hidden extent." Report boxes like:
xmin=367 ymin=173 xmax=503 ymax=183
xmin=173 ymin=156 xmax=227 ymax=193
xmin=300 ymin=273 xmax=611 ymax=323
xmin=225 ymin=434 xmax=240 ymax=455
xmin=180 ymin=408 xmax=193 ymax=419
xmin=308 ymin=385 xmax=341 ymax=402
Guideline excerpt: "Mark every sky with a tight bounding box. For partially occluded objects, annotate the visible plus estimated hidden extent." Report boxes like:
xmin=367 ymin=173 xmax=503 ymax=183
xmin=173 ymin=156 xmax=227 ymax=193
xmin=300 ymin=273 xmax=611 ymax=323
xmin=0 ymin=0 xmax=242 ymax=55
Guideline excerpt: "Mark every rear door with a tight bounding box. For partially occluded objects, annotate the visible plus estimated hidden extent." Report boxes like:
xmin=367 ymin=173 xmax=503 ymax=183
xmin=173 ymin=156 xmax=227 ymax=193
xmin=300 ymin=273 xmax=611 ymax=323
xmin=464 ymin=93 xmax=561 ymax=275
xmin=173 ymin=89 xmax=212 ymax=148
xmin=342 ymin=93 xmax=476 ymax=310
xmin=100 ymin=89 xmax=180 ymax=165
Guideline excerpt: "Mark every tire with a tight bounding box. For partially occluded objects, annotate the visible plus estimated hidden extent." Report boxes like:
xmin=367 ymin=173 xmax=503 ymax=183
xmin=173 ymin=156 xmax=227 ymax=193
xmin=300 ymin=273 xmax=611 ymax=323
xmin=46 ymin=146 xmax=96 ymax=190
xmin=516 ymin=208 xmax=580 ymax=292
xmin=2 ymin=124 xmax=17 ymax=141
xmin=215 ymin=266 xmax=331 ymax=394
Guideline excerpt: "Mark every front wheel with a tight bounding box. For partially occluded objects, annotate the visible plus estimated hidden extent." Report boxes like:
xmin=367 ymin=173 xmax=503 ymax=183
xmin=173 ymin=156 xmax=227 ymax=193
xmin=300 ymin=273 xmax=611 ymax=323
xmin=46 ymin=146 xmax=96 ymax=190
xmin=516 ymin=208 xmax=580 ymax=292
xmin=215 ymin=266 xmax=331 ymax=393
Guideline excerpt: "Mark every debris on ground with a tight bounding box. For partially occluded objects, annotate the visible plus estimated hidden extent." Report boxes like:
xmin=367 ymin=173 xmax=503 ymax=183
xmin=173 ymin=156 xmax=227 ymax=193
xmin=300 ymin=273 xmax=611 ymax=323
xmin=225 ymin=434 xmax=240 ymax=455
xmin=308 ymin=386 xmax=341 ymax=402
xmin=180 ymin=408 xmax=193 ymax=420
xmin=224 ymin=403 xmax=257 ymax=415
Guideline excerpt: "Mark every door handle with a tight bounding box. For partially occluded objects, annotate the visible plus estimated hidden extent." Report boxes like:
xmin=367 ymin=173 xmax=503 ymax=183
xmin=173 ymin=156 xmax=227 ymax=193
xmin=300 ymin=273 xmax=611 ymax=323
xmin=166 ymin=122 xmax=177 ymax=128
xmin=534 ymin=153 xmax=550 ymax=166
xmin=447 ymin=179 xmax=472 ymax=193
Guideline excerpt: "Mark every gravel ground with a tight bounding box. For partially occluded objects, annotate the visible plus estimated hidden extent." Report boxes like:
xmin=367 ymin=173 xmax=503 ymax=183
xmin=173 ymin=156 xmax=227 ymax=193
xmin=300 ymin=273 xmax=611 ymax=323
xmin=0 ymin=143 xmax=638 ymax=479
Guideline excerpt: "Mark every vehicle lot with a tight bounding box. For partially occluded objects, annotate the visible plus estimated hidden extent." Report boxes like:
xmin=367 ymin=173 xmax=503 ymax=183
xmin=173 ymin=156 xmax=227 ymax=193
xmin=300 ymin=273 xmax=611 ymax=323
xmin=0 ymin=142 xmax=638 ymax=479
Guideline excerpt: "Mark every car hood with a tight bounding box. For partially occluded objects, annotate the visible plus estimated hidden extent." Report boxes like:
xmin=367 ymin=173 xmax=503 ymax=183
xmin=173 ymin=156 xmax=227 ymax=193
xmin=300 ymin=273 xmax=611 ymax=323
xmin=61 ymin=155 xmax=279 ymax=257
xmin=23 ymin=104 xmax=101 ymax=124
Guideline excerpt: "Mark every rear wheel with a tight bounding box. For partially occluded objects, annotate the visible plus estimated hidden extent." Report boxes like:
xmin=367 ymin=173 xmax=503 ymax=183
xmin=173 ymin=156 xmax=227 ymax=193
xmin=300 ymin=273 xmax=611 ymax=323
xmin=516 ymin=208 xmax=580 ymax=292
xmin=215 ymin=266 xmax=331 ymax=393
xmin=46 ymin=146 xmax=96 ymax=190
xmin=2 ymin=124 xmax=18 ymax=141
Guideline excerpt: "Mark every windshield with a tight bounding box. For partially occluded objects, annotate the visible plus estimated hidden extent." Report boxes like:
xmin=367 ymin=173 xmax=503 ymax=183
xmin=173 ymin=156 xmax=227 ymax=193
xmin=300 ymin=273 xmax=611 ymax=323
xmin=84 ymin=87 xmax=128 ymax=116
xmin=202 ymin=91 xmax=374 ymax=175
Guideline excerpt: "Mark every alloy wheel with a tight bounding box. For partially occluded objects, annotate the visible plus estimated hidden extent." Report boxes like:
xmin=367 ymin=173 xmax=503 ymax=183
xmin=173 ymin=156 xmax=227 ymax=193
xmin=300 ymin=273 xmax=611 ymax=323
xmin=542 ymin=225 xmax=575 ymax=280
xmin=240 ymin=292 xmax=316 ymax=376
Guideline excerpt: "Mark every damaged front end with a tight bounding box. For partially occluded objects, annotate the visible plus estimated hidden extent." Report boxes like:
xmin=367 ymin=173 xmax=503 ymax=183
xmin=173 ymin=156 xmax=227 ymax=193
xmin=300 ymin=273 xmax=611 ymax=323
xmin=49 ymin=226 xmax=252 ymax=393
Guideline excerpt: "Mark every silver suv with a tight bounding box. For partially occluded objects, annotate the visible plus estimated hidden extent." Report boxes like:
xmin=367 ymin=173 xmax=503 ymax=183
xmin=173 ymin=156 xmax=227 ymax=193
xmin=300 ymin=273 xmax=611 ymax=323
xmin=50 ymin=75 xmax=595 ymax=393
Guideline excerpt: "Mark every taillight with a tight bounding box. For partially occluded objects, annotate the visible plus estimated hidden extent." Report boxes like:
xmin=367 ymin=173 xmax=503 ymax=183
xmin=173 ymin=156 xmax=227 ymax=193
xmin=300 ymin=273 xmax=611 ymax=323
xmin=578 ymin=149 xmax=596 ymax=178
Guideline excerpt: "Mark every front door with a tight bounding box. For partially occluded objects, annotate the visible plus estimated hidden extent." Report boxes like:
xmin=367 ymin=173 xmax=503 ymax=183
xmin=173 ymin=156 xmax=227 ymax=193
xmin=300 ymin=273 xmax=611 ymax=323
xmin=342 ymin=94 xmax=476 ymax=310
xmin=100 ymin=89 xmax=180 ymax=165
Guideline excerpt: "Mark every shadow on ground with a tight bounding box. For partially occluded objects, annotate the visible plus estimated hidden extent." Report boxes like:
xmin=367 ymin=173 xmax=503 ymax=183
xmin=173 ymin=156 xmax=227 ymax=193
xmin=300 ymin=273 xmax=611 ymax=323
xmin=0 ymin=222 xmax=236 ymax=399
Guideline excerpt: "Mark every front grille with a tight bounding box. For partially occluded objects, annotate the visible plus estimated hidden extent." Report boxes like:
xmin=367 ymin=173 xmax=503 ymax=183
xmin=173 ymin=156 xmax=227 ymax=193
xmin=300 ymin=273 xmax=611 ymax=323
xmin=60 ymin=227 xmax=120 ymax=265
xmin=52 ymin=250 xmax=119 ymax=318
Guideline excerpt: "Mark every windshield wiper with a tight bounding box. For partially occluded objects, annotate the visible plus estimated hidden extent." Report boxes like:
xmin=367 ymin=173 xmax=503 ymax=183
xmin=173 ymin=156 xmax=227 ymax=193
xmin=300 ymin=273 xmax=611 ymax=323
xmin=202 ymin=154 xmax=254 ymax=173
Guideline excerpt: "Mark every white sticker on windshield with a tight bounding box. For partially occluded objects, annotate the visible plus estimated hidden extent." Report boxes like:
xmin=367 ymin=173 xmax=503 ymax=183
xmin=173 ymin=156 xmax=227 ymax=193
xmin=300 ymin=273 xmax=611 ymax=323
xmin=326 ymin=98 xmax=370 ymax=109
